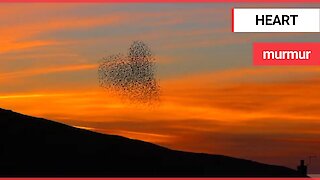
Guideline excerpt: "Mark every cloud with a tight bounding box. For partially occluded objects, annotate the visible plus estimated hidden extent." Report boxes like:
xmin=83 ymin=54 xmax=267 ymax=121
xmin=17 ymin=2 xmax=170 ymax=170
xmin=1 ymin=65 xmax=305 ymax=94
xmin=0 ymin=8 xmax=124 ymax=54
xmin=0 ymin=40 xmax=60 ymax=54
xmin=0 ymin=63 xmax=97 ymax=81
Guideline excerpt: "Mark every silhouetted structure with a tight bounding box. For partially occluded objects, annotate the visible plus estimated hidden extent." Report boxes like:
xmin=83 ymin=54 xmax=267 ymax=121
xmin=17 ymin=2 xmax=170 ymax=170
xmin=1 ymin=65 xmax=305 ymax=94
xmin=297 ymin=160 xmax=307 ymax=176
xmin=0 ymin=108 xmax=307 ymax=177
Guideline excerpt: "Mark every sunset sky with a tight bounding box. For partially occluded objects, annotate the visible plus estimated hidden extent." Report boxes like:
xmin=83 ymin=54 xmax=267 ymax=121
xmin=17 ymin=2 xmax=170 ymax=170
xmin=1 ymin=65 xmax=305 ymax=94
xmin=1 ymin=3 xmax=320 ymax=173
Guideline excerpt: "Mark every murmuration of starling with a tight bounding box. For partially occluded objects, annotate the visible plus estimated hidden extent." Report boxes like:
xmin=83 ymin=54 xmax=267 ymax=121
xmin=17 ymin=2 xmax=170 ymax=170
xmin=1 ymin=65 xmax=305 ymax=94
xmin=98 ymin=41 xmax=160 ymax=105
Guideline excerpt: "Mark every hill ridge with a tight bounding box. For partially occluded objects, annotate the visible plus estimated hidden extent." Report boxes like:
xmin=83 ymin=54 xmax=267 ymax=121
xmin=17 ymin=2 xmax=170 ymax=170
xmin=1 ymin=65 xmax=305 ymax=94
xmin=0 ymin=108 xmax=306 ymax=177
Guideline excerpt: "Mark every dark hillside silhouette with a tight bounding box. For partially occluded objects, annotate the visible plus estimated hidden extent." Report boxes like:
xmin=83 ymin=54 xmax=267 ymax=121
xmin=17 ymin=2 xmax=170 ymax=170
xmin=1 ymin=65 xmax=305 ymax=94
xmin=0 ymin=108 xmax=306 ymax=177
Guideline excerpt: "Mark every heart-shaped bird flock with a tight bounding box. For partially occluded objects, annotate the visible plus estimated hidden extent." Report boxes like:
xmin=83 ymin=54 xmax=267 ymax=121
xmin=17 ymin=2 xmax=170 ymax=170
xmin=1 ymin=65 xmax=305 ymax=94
xmin=98 ymin=41 xmax=160 ymax=105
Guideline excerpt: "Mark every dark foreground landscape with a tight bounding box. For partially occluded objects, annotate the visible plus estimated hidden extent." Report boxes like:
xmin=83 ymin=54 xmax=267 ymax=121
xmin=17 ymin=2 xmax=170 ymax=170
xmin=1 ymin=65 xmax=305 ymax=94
xmin=0 ymin=108 xmax=306 ymax=177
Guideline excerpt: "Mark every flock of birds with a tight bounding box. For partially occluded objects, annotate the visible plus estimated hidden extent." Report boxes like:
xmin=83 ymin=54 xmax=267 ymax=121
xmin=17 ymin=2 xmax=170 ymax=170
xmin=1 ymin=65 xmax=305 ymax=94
xmin=98 ymin=41 xmax=160 ymax=105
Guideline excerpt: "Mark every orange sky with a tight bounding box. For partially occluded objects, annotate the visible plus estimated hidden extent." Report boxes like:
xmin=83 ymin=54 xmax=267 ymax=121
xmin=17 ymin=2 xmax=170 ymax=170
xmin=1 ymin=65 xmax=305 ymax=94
xmin=0 ymin=3 xmax=320 ymax=173
xmin=1 ymin=66 xmax=320 ymax=172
